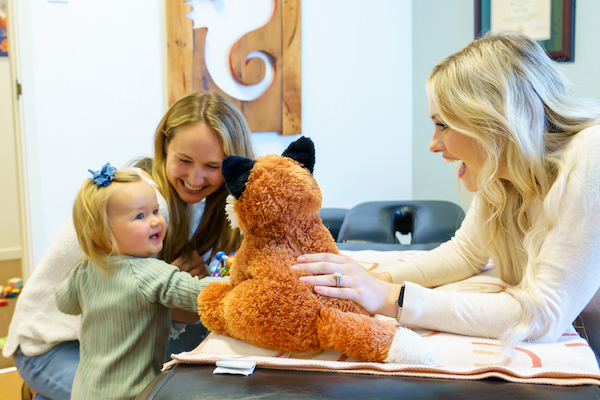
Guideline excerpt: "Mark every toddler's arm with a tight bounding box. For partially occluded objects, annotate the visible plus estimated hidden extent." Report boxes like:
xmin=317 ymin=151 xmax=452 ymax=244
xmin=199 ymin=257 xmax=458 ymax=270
xmin=131 ymin=258 xmax=225 ymax=312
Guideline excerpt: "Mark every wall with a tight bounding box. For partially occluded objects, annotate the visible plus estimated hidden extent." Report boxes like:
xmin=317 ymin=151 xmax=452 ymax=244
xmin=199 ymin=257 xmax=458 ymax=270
xmin=411 ymin=0 xmax=600 ymax=211
xmin=256 ymin=0 xmax=413 ymax=211
xmin=15 ymin=0 xmax=413 ymax=271
xmin=411 ymin=0 xmax=474 ymax=211
xmin=0 ymin=55 xmax=21 ymax=260
xmin=559 ymin=0 xmax=600 ymax=100
xmin=14 ymin=0 xmax=165 ymax=269
xmin=13 ymin=0 xmax=600 ymax=273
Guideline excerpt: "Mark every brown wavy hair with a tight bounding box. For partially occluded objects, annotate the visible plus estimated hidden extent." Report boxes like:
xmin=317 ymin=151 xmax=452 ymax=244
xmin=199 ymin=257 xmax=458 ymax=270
xmin=150 ymin=92 xmax=255 ymax=269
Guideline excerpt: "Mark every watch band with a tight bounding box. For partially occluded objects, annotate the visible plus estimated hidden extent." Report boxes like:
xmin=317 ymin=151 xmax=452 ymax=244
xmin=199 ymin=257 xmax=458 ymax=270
xmin=395 ymin=284 xmax=406 ymax=323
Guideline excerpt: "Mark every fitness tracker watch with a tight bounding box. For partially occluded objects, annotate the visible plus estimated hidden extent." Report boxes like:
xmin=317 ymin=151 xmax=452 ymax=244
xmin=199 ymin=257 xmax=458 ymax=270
xmin=395 ymin=283 xmax=406 ymax=323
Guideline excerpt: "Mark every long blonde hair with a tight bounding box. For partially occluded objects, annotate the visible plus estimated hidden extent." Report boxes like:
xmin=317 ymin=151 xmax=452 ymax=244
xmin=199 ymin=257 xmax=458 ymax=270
xmin=427 ymin=32 xmax=600 ymax=341
xmin=151 ymin=92 xmax=255 ymax=268
xmin=72 ymin=169 xmax=142 ymax=268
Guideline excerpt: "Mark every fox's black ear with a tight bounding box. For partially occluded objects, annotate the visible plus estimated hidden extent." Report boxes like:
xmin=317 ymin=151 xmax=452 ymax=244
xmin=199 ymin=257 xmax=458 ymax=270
xmin=221 ymin=155 xmax=256 ymax=199
xmin=281 ymin=136 xmax=315 ymax=174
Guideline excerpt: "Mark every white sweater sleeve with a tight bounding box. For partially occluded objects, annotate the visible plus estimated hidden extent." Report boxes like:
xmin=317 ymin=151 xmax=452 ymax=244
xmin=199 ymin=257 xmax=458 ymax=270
xmin=3 ymin=218 xmax=83 ymax=357
xmin=387 ymin=197 xmax=490 ymax=288
xmin=398 ymin=126 xmax=600 ymax=342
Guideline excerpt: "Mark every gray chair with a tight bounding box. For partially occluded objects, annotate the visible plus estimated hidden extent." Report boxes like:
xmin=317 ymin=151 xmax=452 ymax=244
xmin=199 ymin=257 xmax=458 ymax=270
xmin=335 ymin=200 xmax=466 ymax=251
xmin=319 ymin=207 xmax=349 ymax=242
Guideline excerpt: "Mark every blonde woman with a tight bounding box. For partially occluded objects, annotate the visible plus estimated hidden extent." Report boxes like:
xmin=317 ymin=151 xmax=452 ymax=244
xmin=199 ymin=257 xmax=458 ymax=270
xmin=5 ymin=92 xmax=255 ymax=400
xmin=295 ymin=32 xmax=600 ymax=345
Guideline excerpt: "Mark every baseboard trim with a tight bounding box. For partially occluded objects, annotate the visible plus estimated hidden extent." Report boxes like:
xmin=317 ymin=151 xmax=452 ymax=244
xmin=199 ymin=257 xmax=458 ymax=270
xmin=0 ymin=247 xmax=21 ymax=261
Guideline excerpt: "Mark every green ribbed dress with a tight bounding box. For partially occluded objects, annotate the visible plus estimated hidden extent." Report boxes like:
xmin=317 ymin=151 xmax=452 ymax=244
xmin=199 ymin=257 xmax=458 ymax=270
xmin=55 ymin=255 xmax=223 ymax=400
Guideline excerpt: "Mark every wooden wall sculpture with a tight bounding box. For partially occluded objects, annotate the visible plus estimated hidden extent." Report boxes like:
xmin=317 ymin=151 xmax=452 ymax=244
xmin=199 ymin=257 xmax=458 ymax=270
xmin=166 ymin=0 xmax=301 ymax=135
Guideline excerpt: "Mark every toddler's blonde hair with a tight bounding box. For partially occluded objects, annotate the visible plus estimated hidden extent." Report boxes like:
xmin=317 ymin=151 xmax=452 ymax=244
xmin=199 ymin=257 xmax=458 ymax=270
xmin=72 ymin=169 xmax=142 ymax=268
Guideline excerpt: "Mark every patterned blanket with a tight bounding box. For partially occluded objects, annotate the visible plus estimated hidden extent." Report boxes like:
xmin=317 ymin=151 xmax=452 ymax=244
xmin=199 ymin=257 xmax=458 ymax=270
xmin=164 ymin=250 xmax=600 ymax=386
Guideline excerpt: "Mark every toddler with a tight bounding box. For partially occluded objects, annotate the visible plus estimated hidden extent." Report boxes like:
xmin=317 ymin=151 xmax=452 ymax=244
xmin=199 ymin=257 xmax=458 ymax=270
xmin=55 ymin=163 xmax=222 ymax=400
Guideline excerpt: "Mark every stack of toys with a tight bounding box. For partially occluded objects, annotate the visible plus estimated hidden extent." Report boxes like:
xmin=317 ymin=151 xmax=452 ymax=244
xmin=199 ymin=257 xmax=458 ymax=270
xmin=0 ymin=278 xmax=21 ymax=350
xmin=209 ymin=251 xmax=235 ymax=277
xmin=0 ymin=277 xmax=22 ymax=307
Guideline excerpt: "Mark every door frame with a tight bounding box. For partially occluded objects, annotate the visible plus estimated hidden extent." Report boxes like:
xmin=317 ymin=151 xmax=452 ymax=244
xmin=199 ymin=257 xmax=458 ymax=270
xmin=6 ymin=0 xmax=32 ymax=281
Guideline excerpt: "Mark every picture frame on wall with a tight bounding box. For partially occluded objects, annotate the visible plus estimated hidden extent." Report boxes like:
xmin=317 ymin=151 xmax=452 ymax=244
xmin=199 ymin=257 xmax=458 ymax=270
xmin=475 ymin=0 xmax=575 ymax=62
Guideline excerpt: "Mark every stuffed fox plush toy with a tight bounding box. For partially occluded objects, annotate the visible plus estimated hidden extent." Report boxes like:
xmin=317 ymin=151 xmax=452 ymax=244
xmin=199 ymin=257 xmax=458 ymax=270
xmin=198 ymin=137 xmax=438 ymax=364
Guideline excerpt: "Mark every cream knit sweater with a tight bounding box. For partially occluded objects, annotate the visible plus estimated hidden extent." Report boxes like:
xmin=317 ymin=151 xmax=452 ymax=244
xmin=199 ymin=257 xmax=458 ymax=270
xmin=390 ymin=125 xmax=600 ymax=342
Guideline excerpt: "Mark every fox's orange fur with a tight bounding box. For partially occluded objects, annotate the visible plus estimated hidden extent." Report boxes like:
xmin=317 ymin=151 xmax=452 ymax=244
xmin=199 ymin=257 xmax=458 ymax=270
xmin=198 ymin=145 xmax=397 ymax=361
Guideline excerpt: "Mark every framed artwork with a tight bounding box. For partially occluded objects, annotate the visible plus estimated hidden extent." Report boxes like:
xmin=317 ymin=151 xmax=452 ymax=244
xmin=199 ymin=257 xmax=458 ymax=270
xmin=0 ymin=0 xmax=7 ymax=57
xmin=166 ymin=0 xmax=301 ymax=135
xmin=475 ymin=0 xmax=575 ymax=62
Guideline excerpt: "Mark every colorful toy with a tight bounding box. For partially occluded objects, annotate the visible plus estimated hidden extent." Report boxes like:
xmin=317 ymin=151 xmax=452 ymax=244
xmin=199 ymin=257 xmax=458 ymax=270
xmin=8 ymin=278 xmax=22 ymax=289
xmin=197 ymin=137 xmax=438 ymax=364
xmin=1 ymin=279 xmax=22 ymax=298
xmin=210 ymin=251 xmax=235 ymax=277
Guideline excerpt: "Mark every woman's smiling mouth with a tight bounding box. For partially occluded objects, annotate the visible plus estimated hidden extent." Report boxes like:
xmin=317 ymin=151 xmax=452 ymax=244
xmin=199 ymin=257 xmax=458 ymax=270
xmin=182 ymin=181 xmax=204 ymax=191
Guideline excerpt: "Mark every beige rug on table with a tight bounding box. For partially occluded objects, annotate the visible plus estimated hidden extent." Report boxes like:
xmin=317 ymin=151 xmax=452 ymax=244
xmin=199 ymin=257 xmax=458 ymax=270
xmin=164 ymin=250 xmax=600 ymax=386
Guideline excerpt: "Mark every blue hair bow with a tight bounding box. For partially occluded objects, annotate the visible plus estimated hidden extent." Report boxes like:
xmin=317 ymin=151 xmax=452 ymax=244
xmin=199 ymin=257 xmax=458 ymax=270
xmin=88 ymin=163 xmax=117 ymax=186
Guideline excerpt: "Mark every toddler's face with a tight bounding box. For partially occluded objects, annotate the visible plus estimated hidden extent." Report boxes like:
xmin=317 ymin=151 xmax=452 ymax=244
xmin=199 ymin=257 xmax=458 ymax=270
xmin=107 ymin=181 xmax=167 ymax=257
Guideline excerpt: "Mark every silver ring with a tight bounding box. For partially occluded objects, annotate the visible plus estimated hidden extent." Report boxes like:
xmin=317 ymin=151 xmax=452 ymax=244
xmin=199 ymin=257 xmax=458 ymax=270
xmin=334 ymin=272 xmax=342 ymax=288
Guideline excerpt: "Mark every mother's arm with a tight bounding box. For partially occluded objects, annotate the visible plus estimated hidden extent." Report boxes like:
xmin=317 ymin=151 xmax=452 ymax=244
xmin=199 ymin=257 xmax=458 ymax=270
xmin=292 ymin=212 xmax=520 ymax=339
xmin=294 ymin=199 xmax=489 ymax=317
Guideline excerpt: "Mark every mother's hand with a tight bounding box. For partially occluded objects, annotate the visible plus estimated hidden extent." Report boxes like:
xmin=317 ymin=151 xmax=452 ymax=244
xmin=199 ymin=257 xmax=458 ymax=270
xmin=292 ymin=253 xmax=400 ymax=317
xmin=171 ymin=251 xmax=208 ymax=278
